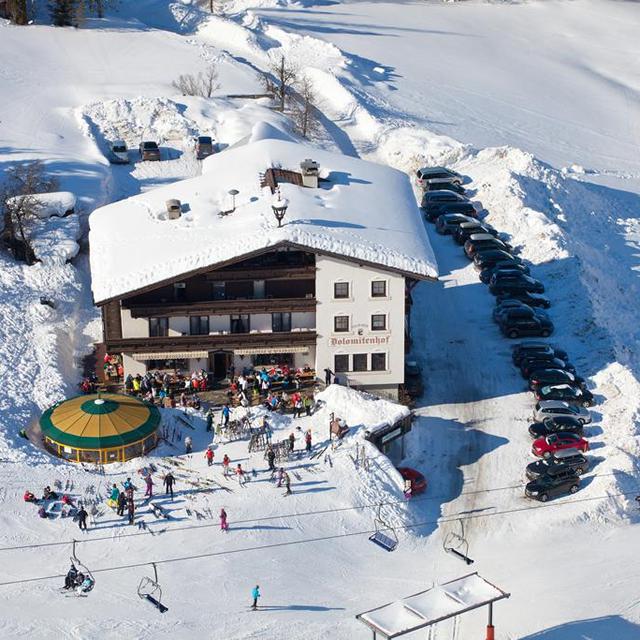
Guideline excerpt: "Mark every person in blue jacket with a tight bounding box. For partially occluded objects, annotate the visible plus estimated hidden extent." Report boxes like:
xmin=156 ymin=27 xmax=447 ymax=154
xmin=222 ymin=404 xmax=230 ymax=427
xmin=251 ymin=585 xmax=261 ymax=610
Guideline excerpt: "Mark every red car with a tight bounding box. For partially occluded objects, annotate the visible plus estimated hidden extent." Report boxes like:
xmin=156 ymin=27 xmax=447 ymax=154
xmin=532 ymin=433 xmax=589 ymax=458
xmin=398 ymin=467 xmax=427 ymax=495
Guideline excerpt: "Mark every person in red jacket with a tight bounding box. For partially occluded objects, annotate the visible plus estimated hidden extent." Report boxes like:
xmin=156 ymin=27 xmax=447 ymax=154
xmin=205 ymin=447 xmax=214 ymax=467
xmin=220 ymin=508 xmax=228 ymax=531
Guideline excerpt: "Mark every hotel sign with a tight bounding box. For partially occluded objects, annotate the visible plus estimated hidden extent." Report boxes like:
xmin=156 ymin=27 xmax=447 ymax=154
xmin=329 ymin=335 xmax=390 ymax=347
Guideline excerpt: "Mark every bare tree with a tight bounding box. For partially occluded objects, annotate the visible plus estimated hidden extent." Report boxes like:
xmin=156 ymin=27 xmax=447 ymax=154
xmin=172 ymin=63 xmax=220 ymax=98
xmin=292 ymin=74 xmax=321 ymax=139
xmin=196 ymin=0 xmax=222 ymax=13
xmin=6 ymin=0 xmax=29 ymax=24
xmin=1 ymin=161 xmax=59 ymax=265
xmin=262 ymin=55 xmax=297 ymax=112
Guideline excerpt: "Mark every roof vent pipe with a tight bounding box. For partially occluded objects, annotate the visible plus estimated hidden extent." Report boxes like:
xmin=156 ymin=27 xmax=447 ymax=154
xmin=166 ymin=199 xmax=182 ymax=220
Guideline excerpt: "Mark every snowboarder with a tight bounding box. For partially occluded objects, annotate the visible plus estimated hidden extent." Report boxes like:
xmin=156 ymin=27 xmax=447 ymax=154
xmin=144 ymin=474 xmax=154 ymax=498
xmin=205 ymin=447 xmax=214 ymax=467
xmin=219 ymin=507 xmax=228 ymax=532
xmin=206 ymin=411 xmax=213 ymax=432
xmin=77 ymin=505 xmax=88 ymax=531
xmin=305 ymin=429 xmax=312 ymax=453
xmin=127 ymin=498 xmax=135 ymax=525
xmin=222 ymin=454 xmax=230 ymax=478
xmin=288 ymin=432 xmax=295 ymax=452
xmin=117 ymin=491 xmax=126 ymax=516
xmin=266 ymin=446 xmax=276 ymax=472
xmin=251 ymin=585 xmax=261 ymax=610
xmin=284 ymin=472 xmax=292 ymax=495
xmin=235 ymin=463 xmax=246 ymax=486
xmin=222 ymin=404 xmax=230 ymax=427
xmin=184 ymin=435 xmax=193 ymax=455
xmin=164 ymin=472 xmax=175 ymax=499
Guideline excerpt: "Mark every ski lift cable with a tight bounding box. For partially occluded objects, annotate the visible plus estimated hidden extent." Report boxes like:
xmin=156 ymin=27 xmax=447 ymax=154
xmin=1 ymin=470 xmax=626 ymax=554
xmin=0 ymin=488 xmax=636 ymax=589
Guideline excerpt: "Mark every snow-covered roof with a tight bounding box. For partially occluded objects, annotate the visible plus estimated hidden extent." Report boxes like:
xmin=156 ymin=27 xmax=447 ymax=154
xmin=357 ymin=573 xmax=510 ymax=638
xmin=89 ymin=125 xmax=437 ymax=303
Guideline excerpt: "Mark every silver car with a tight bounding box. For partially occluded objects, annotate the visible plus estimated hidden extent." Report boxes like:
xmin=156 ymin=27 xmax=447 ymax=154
xmin=416 ymin=166 xmax=463 ymax=190
xmin=109 ymin=140 xmax=129 ymax=164
xmin=533 ymin=400 xmax=592 ymax=424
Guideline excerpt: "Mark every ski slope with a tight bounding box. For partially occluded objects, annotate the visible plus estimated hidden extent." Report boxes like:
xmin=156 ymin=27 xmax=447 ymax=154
xmin=1 ymin=1 xmax=640 ymax=638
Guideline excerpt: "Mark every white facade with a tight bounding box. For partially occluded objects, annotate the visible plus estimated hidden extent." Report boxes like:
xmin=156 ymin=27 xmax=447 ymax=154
xmin=315 ymin=255 xmax=405 ymax=398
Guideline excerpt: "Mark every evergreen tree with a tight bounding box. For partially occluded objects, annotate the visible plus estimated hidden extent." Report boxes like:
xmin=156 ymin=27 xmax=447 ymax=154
xmin=48 ymin=0 xmax=77 ymax=27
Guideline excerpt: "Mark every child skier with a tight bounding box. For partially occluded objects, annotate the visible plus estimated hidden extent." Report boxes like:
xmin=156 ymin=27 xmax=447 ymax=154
xmin=219 ymin=508 xmax=228 ymax=532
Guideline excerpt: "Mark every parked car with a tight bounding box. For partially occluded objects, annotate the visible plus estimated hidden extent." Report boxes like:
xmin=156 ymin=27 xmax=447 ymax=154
xmin=139 ymin=140 xmax=161 ymax=161
xmin=489 ymin=274 xmax=545 ymax=296
xmin=535 ymin=384 xmax=595 ymax=407
xmin=532 ymin=432 xmax=589 ymax=458
xmin=435 ymin=213 xmax=476 ymax=235
xmin=497 ymin=290 xmax=550 ymax=309
xmin=525 ymin=471 xmax=579 ymax=502
xmin=533 ymin=400 xmax=591 ymax=424
xmin=481 ymin=263 xmax=530 ymax=284
xmin=526 ymin=448 xmax=590 ymax=479
xmin=494 ymin=305 xmax=549 ymax=326
xmin=421 ymin=190 xmax=468 ymax=207
xmin=464 ymin=234 xmax=512 ymax=258
xmin=528 ymin=416 xmax=584 ymax=439
xmin=500 ymin=316 xmax=554 ymax=339
xmin=416 ymin=167 xmax=463 ymax=190
xmin=427 ymin=181 xmax=466 ymax=195
xmin=403 ymin=360 xmax=424 ymax=398
xmin=398 ymin=467 xmax=427 ymax=494
xmin=521 ymin=357 xmax=576 ymax=379
xmin=529 ymin=369 xmax=586 ymax=391
xmin=195 ymin=135 xmax=214 ymax=160
xmin=493 ymin=299 xmax=531 ymax=320
xmin=513 ymin=342 xmax=568 ymax=366
xmin=454 ymin=221 xmax=498 ymax=245
xmin=109 ymin=140 xmax=129 ymax=164
xmin=473 ymin=250 xmax=523 ymax=271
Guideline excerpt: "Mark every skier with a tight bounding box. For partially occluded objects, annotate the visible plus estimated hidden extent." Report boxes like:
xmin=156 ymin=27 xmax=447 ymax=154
xmin=116 ymin=491 xmax=126 ymax=516
xmin=76 ymin=574 xmax=94 ymax=595
xmin=127 ymin=498 xmax=135 ymax=525
xmin=222 ymin=404 xmax=231 ymax=428
xmin=108 ymin=484 xmax=119 ymax=509
xmin=63 ymin=564 xmax=78 ymax=590
xmin=222 ymin=454 xmax=230 ymax=478
xmin=266 ymin=445 xmax=276 ymax=472
xmin=284 ymin=472 xmax=292 ymax=496
xmin=305 ymin=429 xmax=312 ymax=453
xmin=77 ymin=505 xmax=88 ymax=532
xmin=235 ymin=463 xmax=246 ymax=487
xmin=144 ymin=474 xmax=154 ymax=498
xmin=219 ymin=507 xmax=228 ymax=532
xmin=205 ymin=447 xmax=214 ymax=467
xmin=206 ymin=410 xmax=213 ymax=432
xmin=23 ymin=490 xmax=36 ymax=503
xmin=251 ymin=585 xmax=261 ymax=610
xmin=184 ymin=435 xmax=193 ymax=455
xmin=276 ymin=467 xmax=284 ymax=488
xmin=288 ymin=432 xmax=295 ymax=452
xmin=164 ymin=472 xmax=175 ymax=499
xmin=304 ymin=395 xmax=313 ymax=416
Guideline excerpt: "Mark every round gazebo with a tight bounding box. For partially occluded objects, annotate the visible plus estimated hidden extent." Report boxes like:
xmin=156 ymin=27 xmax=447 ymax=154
xmin=40 ymin=393 xmax=161 ymax=464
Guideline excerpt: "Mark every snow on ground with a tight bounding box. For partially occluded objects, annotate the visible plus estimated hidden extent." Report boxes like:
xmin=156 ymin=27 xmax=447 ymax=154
xmin=2 ymin=0 xmax=640 ymax=638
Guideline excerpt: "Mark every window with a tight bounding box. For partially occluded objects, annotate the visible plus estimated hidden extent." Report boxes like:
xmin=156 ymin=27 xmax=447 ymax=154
xmin=371 ymin=314 xmax=387 ymax=331
xmin=334 ymin=316 xmax=349 ymax=332
xmin=352 ymin=354 xmax=368 ymax=372
xmin=334 ymin=282 xmax=349 ymax=299
xmin=230 ymin=314 xmax=250 ymax=334
xmin=371 ymin=353 xmax=386 ymax=371
xmin=149 ymin=317 xmax=168 ymax=337
xmin=334 ymin=354 xmax=349 ymax=373
xmin=272 ymin=312 xmax=291 ymax=332
xmin=190 ymin=316 xmax=209 ymax=335
xmin=371 ymin=280 xmax=387 ymax=298
xmin=211 ymin=282 xmax=225 ymax=300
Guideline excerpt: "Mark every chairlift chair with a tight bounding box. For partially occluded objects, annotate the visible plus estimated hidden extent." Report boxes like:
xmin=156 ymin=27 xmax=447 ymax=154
xmin=443 ymin=520 xmax=474 ymax=565
xmin=368 ymin=504 xmax=398 ymax=552
xmin=138 ymin=563 xmax=168 ymax=613
xmin=70 ymin=539 xmax=96 ymax=594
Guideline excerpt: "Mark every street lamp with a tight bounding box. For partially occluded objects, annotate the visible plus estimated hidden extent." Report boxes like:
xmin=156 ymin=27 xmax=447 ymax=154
xmin=271 ymin=192 xmax=289 ymax=228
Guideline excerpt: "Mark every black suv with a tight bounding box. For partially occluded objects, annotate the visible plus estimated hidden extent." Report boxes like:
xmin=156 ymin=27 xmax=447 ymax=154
xmin=454 ymin=222 xmax=497 ymax=245
xmin=529 ymin=368 xmax=586 ymax=391
xmin=526 ymin=450 xmax=589 ymax=479
xmin=497 ymin=291 xmax=551 ymax=309
xmin=489 ymin=274 xmax=545 ymax=296
xmin=525 ymin=469 xmax=580 ymax=501
xmin=528 ymin=416 xmax=584 ymax=439
xmin=424 ymin=201 xmax=476 ymax=222
xmin=513 ymin=343 xmax=568 ymax=366
xmin=501 ymin=316 xmax=554 ymax=339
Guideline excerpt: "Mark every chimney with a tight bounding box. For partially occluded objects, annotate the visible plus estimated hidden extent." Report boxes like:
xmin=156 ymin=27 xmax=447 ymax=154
xmin=300 ymin=159 xmax=320 ymax=188
xmin=166 ymin=199 xmax=182 ymax=220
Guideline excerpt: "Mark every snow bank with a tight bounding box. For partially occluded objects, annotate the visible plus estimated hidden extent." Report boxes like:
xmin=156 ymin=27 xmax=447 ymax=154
xmin=5 ymin=191 xmax=76 ymax=220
